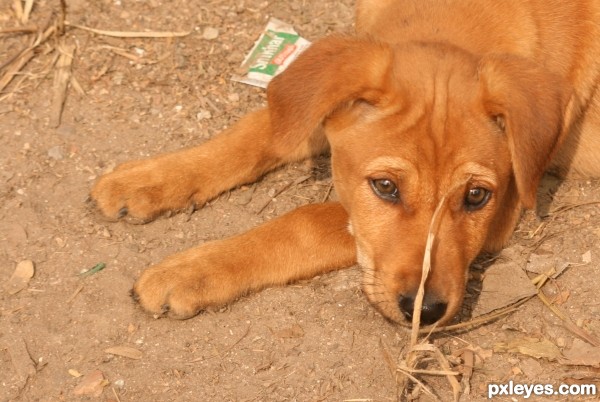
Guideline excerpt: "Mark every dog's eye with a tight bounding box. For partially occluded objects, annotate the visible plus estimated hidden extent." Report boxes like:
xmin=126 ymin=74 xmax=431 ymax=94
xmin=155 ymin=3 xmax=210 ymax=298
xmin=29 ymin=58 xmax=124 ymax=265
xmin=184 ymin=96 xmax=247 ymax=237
xmin=370 ymin=178 xmax=400 ymax=203
xmin=464 ymin=187 xmax=491 ymax=211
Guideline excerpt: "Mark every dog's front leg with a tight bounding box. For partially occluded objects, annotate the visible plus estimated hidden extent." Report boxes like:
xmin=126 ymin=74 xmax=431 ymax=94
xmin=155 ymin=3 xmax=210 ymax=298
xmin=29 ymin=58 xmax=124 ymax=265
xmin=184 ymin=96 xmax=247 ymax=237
xmin=132 ymin=202 xmax=356 ymax=319
xmin=91 ymin=108 xmax=328 ymax=222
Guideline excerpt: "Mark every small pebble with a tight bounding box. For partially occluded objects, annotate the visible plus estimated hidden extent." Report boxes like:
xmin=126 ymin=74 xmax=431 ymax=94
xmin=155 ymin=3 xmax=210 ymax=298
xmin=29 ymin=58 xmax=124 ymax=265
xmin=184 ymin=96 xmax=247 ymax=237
xmin=48 ymin=145 xmax=65 ymax=161
xmin=196 ymin=109 xmax=212 ymax=121
xmin=202 ymin=27 xmax=219 ymax=40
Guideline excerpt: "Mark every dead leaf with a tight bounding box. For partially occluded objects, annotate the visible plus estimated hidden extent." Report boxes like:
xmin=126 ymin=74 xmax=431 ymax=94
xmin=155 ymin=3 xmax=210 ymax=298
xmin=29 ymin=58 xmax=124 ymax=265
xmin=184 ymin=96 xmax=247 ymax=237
xmin=526 ymin=253 xmax=570 ymax=277
xmin=494 ymin=337 xmax=562 ymax=361
xmin=73 ymin=369 xmax=107 ymax=397
xmin=561 ymin=339 xmax=600 ymax=368
xmin=553 ymin=290 xmax=571 ymax=305
xmin=473 ymin=260 xmax=537 ymax=316
xmin=472 ymin=346 xmax=494 ymax=363
xmin=104 ymin=346 xmax=143 ymax=360
xmin=5 ymin=260 xmax=35 ymax=295
xmin=458 ymin=348 xmax=474 ymax=395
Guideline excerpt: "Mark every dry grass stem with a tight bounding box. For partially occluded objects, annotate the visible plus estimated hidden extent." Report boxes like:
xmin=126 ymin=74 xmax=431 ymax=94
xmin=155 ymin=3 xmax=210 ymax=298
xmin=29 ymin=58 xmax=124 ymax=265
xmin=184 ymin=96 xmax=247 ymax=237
xmin=531 ymin=266 xmax=600 ymax=346
xmin=400 ymin=368 xmax=459 ymax=376
xmin=66 ymin=284 xmax=84 ymax=303
xmin=12 ymin=0 xmax=35 ymax=24
xmin=428 ymin=344 xmax=462 ymax=400
xmin=549 ymin=200 xmax=600 ymax=215
xmin=99 ymin=45 xmax=171 ymax=65
xmin=111 ymin=387 xmax=122 ymax=402
xmin=65 ymin=22 xmax=192 ymax=38
xmin=398 ymin=194 xmax=463 ymax=400
xmin=410 ymin=195 xmax=446 ymax=346
xmin=460 ymin=348 xmax=475 ymax=395
xmin=70 ymin=76 xmax=85 ymax=96
xmin=379 ymin=338 xmax=399 ymax=379
xmin=408 ymin=343 xmax=462 ymax=398
xmin=537 ymin=288 xmax=600 ymax=347
xmin=23 ymin=0 xmax=34 ymax=24
xmin=321 ymin=182 xmax=334 ymax=202
xmin=12 ymin=0 xmax=24 ymax=21
xmin=421 ymin=296 xmax=533 ymax=334
xmin=256 ymin=176 xmax=311 ymax=214
xmin=50 ymin=41 xmax=76 ymax=127
xmin=0 ymin=24 xmax=57 ymax=94
xmin=0 ymin=48 xmax=35 ymax=93
xmin=0 ymin=26 xmax=38 ymax=34
xmin=395 ymin=366 xmax=439 ymax=401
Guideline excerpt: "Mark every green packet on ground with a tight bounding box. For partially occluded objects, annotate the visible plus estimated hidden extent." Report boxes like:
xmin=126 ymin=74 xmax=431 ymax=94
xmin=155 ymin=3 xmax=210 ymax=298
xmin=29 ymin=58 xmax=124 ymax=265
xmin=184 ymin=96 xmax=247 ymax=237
xmin=233 ymin=18 xmax=311 ymax=88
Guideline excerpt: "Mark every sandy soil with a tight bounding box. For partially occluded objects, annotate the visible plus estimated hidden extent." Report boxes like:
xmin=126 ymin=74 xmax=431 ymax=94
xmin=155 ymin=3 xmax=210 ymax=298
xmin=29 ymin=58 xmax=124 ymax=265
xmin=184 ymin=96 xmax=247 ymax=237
xmin=1 ymin=1 xmax=599 ymax=401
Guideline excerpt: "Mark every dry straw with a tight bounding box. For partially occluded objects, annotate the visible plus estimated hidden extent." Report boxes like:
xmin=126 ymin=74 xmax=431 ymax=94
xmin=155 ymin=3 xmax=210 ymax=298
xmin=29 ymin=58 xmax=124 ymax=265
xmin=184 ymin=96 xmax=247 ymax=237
xmin=398 ymin=194 xmax=461 ymax=402
xmin=1 ymin=1 xmax=192 ymax=124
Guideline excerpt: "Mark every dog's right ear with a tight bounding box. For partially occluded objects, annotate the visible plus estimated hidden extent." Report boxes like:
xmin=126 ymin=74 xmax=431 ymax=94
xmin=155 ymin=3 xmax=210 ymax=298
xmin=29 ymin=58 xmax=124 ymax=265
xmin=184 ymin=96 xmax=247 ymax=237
xmin=478 ymin=55 xmax=572 ymax=209
xmin=267 ymin=36 xmax=394 ymax=153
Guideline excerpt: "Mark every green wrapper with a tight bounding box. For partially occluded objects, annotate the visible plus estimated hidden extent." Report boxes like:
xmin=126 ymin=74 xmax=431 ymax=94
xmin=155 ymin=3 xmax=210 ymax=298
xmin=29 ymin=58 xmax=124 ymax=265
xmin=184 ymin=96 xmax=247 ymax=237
xmin=233 ymin=18 xmax=311 ymax=88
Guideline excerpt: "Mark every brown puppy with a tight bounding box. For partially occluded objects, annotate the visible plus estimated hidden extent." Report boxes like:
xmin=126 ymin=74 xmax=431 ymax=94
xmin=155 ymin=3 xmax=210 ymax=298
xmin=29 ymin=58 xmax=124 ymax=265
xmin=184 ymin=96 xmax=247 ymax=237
xmin=91 ymin=0 xmax=600 ymax=325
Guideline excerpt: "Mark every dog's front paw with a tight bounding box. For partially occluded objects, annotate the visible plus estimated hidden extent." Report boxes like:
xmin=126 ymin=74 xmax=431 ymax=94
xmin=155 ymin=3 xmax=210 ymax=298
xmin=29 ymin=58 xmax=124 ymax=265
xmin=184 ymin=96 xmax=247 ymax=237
xmin=91 ymin=158 xmax=195 ymax=222
xmin=131 ymin=248 xmax=241 ymax=319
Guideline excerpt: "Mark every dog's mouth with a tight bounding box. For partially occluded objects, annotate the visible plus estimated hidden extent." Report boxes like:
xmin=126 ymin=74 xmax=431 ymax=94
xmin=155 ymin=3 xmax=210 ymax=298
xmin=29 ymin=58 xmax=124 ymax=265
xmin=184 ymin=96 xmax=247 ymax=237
xmin=360 ymin=265 xmax=457 ymax=327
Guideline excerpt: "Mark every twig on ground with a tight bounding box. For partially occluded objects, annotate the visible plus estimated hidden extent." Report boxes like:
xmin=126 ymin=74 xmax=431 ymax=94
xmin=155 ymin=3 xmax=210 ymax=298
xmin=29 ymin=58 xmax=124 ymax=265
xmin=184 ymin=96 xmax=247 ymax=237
xmin=532 ymin=269 xmax=600 ymax=347
xmin=0 ymin=26 xmax=38 ymax=35
xmin=256 ymin=175 xmax=312 ymax=214
xmin=22 ymin=0 xmax=35 ymax=24
xmin=422 ymin=296 xmax=533 ymax=334
xmin=50 ymin=40 xmax=76 ymax=127
xmin=0 ymin=23 xmax=57 ymax=94
xmin=321 ymin=182 xmax=334 ymax=202
xmin=65 ymin=22 xmax=192 ymax=38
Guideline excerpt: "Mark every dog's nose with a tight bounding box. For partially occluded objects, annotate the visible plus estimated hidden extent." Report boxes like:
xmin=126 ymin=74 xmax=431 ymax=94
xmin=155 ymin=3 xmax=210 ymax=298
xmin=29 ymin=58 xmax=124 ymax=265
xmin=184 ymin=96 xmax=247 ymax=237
xmin=398 ymin=294 xmax=447 ymax=325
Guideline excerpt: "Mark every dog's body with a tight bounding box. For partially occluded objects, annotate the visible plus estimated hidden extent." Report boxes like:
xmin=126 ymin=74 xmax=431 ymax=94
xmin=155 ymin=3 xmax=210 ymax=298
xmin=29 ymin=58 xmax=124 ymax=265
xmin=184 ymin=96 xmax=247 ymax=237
xmin=92 ymin=0 xmax=600 ymax=325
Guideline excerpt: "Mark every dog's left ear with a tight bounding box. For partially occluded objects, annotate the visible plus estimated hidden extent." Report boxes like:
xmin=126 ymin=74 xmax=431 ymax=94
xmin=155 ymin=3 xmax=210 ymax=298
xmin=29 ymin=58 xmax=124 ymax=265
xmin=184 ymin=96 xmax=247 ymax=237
xmin=266 ymin=35 xmax=395 ymax=154
xmin=478 ymin=55 xmax=573 ymax=208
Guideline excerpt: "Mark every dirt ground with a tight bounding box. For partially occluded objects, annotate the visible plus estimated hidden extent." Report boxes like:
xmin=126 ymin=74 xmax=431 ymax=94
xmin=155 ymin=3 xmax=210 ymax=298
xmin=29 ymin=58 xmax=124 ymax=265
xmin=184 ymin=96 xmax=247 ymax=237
xmin=1 ymin=1 xmax=600 ymax=401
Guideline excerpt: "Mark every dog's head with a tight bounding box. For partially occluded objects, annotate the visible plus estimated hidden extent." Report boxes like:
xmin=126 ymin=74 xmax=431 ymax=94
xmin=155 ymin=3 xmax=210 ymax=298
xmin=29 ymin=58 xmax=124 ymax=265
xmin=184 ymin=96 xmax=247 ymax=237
xmin=267 ymin=36 xmax=572 ymax=325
